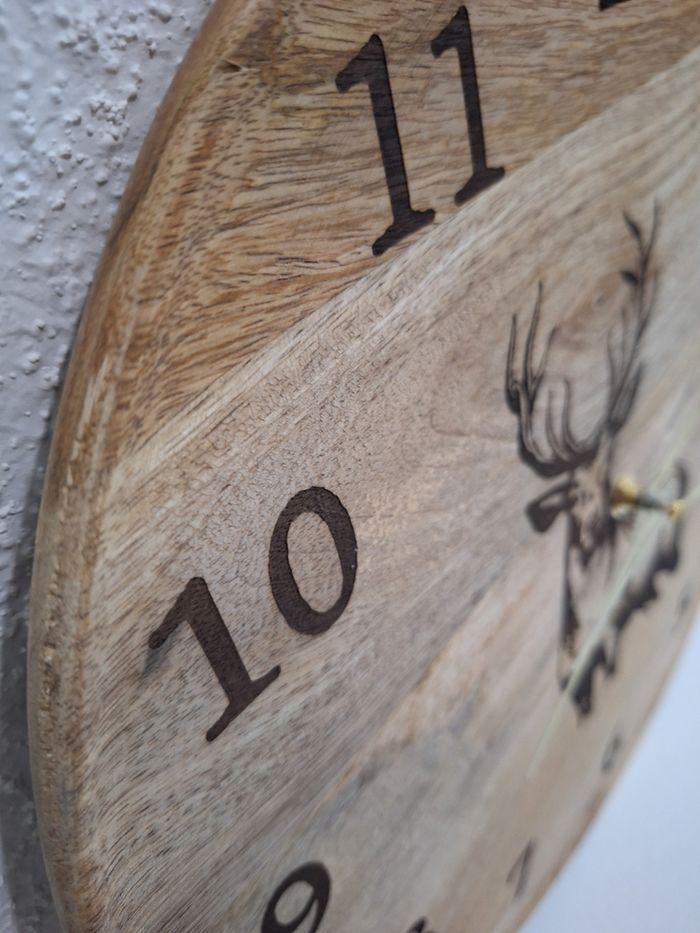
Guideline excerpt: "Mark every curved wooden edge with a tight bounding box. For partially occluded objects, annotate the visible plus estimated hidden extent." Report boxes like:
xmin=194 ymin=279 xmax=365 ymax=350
xmin=25 ymin=2 xmax=249 ymax=924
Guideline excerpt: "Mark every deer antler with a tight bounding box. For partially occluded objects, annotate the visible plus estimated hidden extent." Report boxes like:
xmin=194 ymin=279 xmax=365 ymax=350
xmin=506 ymin=206 xmax=660 ymax=478
xmin=606 ymin=203 xmax=660 ymax=433
xmin=506 ymin=283 xmax=601 ymax=478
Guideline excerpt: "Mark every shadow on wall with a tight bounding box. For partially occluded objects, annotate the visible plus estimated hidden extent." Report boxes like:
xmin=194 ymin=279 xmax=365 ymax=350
xmin=1 ymin=412 xmax=62 ymax=931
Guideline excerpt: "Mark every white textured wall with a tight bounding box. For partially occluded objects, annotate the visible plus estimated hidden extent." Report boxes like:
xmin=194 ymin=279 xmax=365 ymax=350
xmin=0 ymin=3 xmax=210 ymax=929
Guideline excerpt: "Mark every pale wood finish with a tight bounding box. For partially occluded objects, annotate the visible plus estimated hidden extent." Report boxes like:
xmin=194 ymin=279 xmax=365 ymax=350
xmin=29 ymin=1 xmax=700 ymax=930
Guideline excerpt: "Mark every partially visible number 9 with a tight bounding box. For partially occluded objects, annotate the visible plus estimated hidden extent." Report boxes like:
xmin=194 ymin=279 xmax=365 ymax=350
xmin=261 ymin=862 xmax=331 ymax=933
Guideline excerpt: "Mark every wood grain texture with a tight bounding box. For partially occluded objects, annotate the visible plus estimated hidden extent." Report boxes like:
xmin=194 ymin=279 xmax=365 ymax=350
xmin=28 ymin=1 xmax=700 ymax=930
xmin=47 ymin=0 xmax=700 ymax=466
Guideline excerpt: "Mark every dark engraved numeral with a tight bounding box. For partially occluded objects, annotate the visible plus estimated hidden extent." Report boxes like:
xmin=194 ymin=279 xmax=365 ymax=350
xmin=506 ymin=840 xmax=535 ymax=899
xmin=431 ymin=6 xmax=504 ymax=205
xmin=149 ymin=577 xmax=281 ymax=742
xmin=262 ymin=863 xmax=331 ymax=933
xmin=505 ymin=209 xmax=687 ymax=715
xmin=150 ymin=487 xmax=357 ymax=741
xmin=269 ymin=487 xmax=358 ymax=636
xmin=407 ymin=920 xmax=436 ymax=933
xmin=261 ymin=862 xmax=434 ymax=932
xmin=336 ymin=34 xmax=435 ymax=256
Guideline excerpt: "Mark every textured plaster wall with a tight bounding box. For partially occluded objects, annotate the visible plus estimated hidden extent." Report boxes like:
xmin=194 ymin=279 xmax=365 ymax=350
xmin=0 ymin=2 xmax=210 ymax=929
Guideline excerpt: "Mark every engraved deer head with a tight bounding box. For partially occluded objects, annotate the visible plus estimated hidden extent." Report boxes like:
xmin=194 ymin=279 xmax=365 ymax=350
xmin=505 ymin=209 xmax=661 ymax=710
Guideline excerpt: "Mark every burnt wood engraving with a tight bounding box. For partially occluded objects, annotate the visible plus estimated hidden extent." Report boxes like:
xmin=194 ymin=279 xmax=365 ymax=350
xmin=149 ymin=487 xmax=357 ymax=741
xmin=269 ymin=487 xmax=358 ymax=636
xmin=262 ymin=863 xmax=331 ymax=933
xmin=337 ymin=6 xmax=502 ymax=255
xmin=506 ymin=840 xmax=536 ymax=900
xmin=506 ymin=208 xmax=687 ymax=714
xmin=336 ymin=34 xmax=435 ymax=256
xmin=431 ymin=6 xmax=504 ymax=204
xmin=261 ymin=863 xmax=433 ymax=932
xmin=601 ymin=732 xmax=623 ymax=772
xmin=148 ymin=577 xmax=281 ymax=742
xmin=407 ymin=921 xmax=436 ymax=933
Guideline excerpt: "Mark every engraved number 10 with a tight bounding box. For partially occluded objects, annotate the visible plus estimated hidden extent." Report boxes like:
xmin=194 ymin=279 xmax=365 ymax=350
xmin=336 ymin=5 xmax=504 ymax=256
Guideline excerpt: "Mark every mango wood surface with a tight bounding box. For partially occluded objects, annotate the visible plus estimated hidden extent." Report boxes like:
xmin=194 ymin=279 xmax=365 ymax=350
xmin=29 ymin=1 xmax=700 ymax=931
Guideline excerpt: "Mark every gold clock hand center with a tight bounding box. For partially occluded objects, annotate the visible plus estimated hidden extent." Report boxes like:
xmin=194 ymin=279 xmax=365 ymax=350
xmin=611 ymin=473 xmax=688 ymax=520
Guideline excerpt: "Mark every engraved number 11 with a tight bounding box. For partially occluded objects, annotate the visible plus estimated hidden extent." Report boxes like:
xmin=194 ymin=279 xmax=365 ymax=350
xmin=336 ymin=5 xmax=504 ymax=255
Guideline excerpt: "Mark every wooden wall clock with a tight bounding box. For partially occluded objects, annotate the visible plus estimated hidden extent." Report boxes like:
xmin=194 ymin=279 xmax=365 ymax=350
xmin=28 ymin=1 xmax=700 ymax=930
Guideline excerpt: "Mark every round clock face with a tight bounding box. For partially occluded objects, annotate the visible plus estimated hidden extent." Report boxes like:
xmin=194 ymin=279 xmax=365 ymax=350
xmin=28 ymin=1 xmax=700 ymax=931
